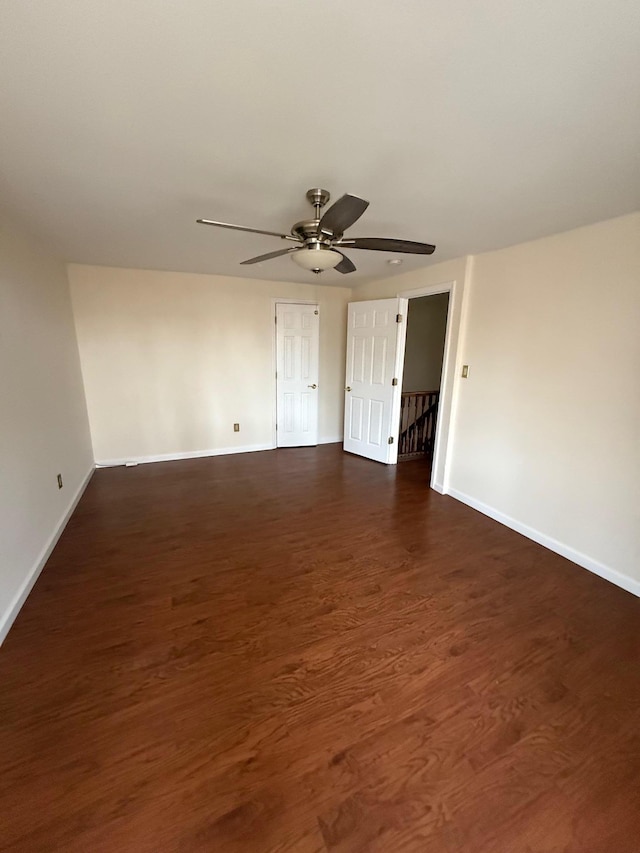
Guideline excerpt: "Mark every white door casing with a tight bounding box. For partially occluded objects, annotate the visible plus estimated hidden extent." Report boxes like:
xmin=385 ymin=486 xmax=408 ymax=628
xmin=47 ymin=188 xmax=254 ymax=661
xmin=397 ymin=277 xmax=463 ymax=493
xmin=275 ymin=302 xmax=319 ymax=447
xmin=343 ymin=298 xmax=408 ymax=464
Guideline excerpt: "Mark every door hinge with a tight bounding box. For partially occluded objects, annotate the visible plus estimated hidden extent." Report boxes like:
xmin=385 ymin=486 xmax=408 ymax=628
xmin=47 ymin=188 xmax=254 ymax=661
xmin=314 ymin=309 xmax=319 ymax=315
xmin=275 ymin=423 xmax=278 ymax=430
xmin=274 ymin=315 xmax=277 ymax=324
xmin=392 ymin=377 xmax=398 ymax=386
xmin=396 ymin=313 xmax=402 ymax=323
xmin=388 ymin=436 xmax=394 ymax=444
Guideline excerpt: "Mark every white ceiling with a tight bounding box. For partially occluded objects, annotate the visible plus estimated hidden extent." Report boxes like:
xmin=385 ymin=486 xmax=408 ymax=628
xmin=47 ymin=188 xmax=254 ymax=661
xmin=1 ymin=1 xmax=639 ymax=286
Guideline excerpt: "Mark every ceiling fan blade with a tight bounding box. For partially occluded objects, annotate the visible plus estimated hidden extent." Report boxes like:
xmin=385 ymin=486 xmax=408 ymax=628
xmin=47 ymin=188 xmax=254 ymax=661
xmin=240 ymin=247 xmax=303 ymax=265
xmin=318 ymin=194 xmax=369 ymax=237
xmin=197 ymin=219 xmax=300 ymax=241
xmin=339 ymin=237 xmax=436 ymax=255
xmin=335 ymin=252 xmax=356 ymax=274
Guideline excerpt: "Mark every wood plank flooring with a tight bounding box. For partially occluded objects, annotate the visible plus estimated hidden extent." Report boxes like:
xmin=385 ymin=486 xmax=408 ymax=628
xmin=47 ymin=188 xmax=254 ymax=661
xmin=0 ymin=444 xmax=638 ymax=852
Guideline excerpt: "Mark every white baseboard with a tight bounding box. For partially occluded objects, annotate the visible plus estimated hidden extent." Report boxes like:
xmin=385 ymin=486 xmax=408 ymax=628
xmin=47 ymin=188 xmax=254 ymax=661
xmin=319 ymin=436 xmax=343 ymax=445
xmin=446 ymin=487 xmax=640 ymax=598
xmin=0 ymin=465 xmax=95 ymax=646
xmin=96 ymin=443 xmax=276 ymax=467
xmin=97 ymin=438 xmax=345 ymax=468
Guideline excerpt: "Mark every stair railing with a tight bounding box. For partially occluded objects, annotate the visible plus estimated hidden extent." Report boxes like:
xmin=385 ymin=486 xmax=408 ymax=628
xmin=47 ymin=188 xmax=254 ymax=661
xmin=398 ymin=390 xmax=440 ymax=458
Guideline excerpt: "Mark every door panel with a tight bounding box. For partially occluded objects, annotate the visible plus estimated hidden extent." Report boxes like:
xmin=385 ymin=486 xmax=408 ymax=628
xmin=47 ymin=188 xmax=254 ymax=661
xmin=343 ymin=298 xmax=407 ymax=464
xmin=276 ymin=303 xmax=319 ymax=447
xmin=349 ymin=396 xmax=363 ymax=441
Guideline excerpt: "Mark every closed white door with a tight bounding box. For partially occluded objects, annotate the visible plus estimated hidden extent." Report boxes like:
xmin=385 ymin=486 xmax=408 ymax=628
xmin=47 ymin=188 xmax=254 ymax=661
xmin=276 ymin=303 xmax=320 ymax=447
xmin=343 ymin=298 xmax=407 ymax=464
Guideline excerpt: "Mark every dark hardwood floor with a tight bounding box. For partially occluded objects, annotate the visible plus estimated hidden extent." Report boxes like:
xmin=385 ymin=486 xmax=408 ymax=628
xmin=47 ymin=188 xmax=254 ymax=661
xmin=1 ymin=444 xmax=638 ymax=852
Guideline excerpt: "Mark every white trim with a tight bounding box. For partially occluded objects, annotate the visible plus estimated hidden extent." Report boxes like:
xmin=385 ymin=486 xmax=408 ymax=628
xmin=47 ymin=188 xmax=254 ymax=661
xmin=394 ymin=275 xmax=467 ymax=493
xmin=96 ymin=438 xmax=343 ymax=467
xmin=447 ymin=486 xmax=640 ymax=598
xmin=387 ymin=297 xmax=409 ymax=465
xmin=271 ymin=297 xmax=319 ymax=305
xmin=0 ymin=465 xmax=95 ymax=645
xmin=398 ymin=282 xmax=454 ymax=299
xmin=441 ymin=256 xmax=474 ymax=494
xmin=95 ymin=443 xmax=275 ymax=467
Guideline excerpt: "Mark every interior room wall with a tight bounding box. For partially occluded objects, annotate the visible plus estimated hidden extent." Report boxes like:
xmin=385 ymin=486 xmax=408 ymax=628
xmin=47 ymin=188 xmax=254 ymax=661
xmin=0 ymin=216 xmax=93 ymax=643
xmin=350 ymin=217 xmax=639 ymax=594
xmin=68 ymin=265 xmax=351 ymax=463
xmin=402 ymin=293 xmax=449 ymax=392
xmin=448 ymin=213 xmax=640 ymax=591
xmin=354 ymin=257 xmax=468 ymax=302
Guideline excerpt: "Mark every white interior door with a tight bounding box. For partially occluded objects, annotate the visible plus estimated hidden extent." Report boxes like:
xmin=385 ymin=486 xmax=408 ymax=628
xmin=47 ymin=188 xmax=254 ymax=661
xmin=343 ymin=298 xmax=408 ymax=464
xmin=276 ymin=302 xmax=319 ymax=447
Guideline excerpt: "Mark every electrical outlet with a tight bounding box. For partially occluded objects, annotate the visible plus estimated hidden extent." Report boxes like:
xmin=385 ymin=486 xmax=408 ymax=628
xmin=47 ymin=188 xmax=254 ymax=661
xmin=233 ymin=423 xmax=240 ymax=432
xmin=57 ymin=473 xmax=63 ymax=489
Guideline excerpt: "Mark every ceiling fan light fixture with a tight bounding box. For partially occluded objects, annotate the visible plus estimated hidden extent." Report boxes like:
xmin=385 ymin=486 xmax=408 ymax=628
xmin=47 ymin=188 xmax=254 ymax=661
xmin=291 ymin=247 xmax=341 ymax=272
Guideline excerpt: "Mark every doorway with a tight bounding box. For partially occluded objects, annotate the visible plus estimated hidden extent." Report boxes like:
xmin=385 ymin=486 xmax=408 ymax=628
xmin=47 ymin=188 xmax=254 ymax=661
xmin=342 ymin=276 xmax=463 ymax=491
xmin=398 ymin=293 xmax=449 ymax=463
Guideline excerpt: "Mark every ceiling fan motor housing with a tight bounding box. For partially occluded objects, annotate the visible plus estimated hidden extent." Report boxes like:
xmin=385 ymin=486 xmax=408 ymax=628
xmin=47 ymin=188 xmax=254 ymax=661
xmin=291 ymin=219 xmax=323 ymax=242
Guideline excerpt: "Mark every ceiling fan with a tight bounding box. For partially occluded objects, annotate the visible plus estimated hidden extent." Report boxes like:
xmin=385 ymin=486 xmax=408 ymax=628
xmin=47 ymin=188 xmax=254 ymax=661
xmin=197 ymin=188 xmax=435 ymax=275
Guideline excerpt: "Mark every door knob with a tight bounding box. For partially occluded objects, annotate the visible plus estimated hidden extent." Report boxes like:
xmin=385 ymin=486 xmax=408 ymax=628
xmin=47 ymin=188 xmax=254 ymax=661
xmin=307 ymin=383 xmax=317 ymax=389
xmin=345 ymin=386 xmax=352 ymax=392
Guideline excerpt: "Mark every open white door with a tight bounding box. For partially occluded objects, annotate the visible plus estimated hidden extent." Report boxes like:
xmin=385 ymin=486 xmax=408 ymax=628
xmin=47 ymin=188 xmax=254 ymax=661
xmin=276 ymin=302 xmax=319 ymax=447
xmin=343 ymin=297 xmax=408 ymax=464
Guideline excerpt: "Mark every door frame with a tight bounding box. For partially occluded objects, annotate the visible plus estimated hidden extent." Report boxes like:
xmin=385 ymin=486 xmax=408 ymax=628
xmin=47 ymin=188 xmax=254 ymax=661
xmin=271 ymin=298 xmax=320 ymax=450
xmin=388 ymin=296 xmax=409 ymax=465
xmin=395 ymin=275 xmax=465 ymax=494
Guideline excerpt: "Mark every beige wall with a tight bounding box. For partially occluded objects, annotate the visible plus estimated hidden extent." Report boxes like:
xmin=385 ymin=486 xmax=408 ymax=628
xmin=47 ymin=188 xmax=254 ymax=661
xmin=350 ymin=218 xmax=639 ymax=592
xmin=448 ymin=213 xmax=640 ymax=589
xmin=354 ymin=257 xmax=468 ymax=301
xmin=0 ymin=216 xmax=93 ymax=642
xmin=68 ymin=265 xmax=351 ymax=463
xmin=402 ymin=293 xmax=449 ymax=392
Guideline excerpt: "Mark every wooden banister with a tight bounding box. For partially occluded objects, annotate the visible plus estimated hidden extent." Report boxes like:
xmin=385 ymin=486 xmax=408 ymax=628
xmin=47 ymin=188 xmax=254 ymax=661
xmin=399 ymin=390 xmax=440 ymax=459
